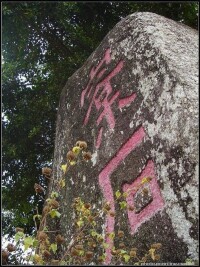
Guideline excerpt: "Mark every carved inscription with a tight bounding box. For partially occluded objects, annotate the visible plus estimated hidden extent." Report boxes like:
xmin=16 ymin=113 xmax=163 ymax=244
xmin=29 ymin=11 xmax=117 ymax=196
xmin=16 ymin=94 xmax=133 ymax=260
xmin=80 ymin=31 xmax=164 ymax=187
xmin=123 ymin=160 xmax=164 ymax=235
xmin=81 ymin=48 xmax=136 ymax=148
xmin=80 ymin=49 xmax=164 ymax=264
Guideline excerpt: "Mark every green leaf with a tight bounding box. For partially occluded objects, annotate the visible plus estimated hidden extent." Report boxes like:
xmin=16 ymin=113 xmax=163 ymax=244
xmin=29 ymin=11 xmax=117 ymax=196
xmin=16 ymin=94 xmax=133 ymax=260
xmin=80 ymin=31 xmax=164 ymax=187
xmin=33 ymin=254 xmax=43 ymax=264
xmin=97 ymin=234 xmax=104 ymax=242
xmin=76 ymin=220 xmax=84 ymax=227
xmin=120 ymin=249 xmax=127 ymax=255
xmin=33 ymin=239 xmax=39 ymax=248
xmin=78 ymin=250 xmax=84 ymax=256
xmin=49 ymin=209 xmax=61 ymax=218
xmin=102 ymin=242 xmax=109 ymax=249
xmin=149 ymin=248 xmax=156 ymax=261
xmin=123 ymin=254 xmax=130 ymax=262
xmin=90 ymin=230 xmax=98 ymax=237
xmin=119 ymin=201 xmax=127 ymax=209
xmin=51 ymin=191 xmax=59 ymax=199
xmin=50 ymin=243 xmax=57 ymax=254
xmin=98 ymin=254 xmax=106 ymax=261
xmin=115 ymin=190 xmax=121 ymax=199
xmin=91 ymin=221 xmax=96 ymax=226
xmin=15 ymin=231 xmax=25 ymax=242
xmin=108 ymin=232 xmax=115 ymax=239
xmin=72 ymin=146 xmax=81 ymax=155
xmin=59 ymin=178 xmax=66 ymax=188
xmin=61 ymin=164 xmax=68 ymax=174
xmin=24 ymin=236 xmax=34 ymax=251
xmin=69 ymin=160 xmax=76 ymax=166
xmin=141 ymin=176 xmax=152 ymax=185
xmin=122 ymin=192 xmax=128 ymax=198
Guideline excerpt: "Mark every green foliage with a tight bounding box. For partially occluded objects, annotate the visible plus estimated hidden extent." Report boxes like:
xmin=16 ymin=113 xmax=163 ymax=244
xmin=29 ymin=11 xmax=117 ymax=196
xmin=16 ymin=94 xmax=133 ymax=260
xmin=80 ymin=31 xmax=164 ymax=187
xmin=119 ymin=201 xmax=127 ymax=209
xmin=115 ymin=190 xmax=121 ymax=199
xmin=14 ymin=231 xmax=25 ymax=242
xmin=2 ymin=143 xmax=164 ymax=265
xmin=2 ymin=1 xmax=198 ymax=236
xmin=123 ymin=253 xmax=131 ymax=263
xmin=50 ymin=191 xmax=59 ymax=199
xmin=49 ymin=209 xmax=61 ymax=219
xmin=50 ymin=243 xmax=58 ymax=254
xmin=23 ymin=236 xmax=35 ymax=251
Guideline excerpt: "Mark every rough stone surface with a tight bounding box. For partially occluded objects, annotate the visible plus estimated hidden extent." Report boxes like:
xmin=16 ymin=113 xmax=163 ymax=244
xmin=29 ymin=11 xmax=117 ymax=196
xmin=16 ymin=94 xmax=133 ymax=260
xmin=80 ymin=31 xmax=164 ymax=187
xmin=134 ymin=184 xmax=153 ymax=213
xmin=50 ymin=12 xmax=199 ymax=264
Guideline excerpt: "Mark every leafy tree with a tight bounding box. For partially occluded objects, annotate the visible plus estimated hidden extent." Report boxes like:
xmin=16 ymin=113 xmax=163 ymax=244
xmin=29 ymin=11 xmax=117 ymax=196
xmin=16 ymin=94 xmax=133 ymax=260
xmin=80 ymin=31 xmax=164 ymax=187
xmin=2 ymin=2 xmax=198 ymax=236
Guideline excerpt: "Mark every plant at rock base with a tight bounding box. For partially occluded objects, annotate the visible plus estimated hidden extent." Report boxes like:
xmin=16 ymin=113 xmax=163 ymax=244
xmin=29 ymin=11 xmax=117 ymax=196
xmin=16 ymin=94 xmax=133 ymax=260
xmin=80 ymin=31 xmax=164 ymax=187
xmin=2 ymin=140 xmax=163 ymax=265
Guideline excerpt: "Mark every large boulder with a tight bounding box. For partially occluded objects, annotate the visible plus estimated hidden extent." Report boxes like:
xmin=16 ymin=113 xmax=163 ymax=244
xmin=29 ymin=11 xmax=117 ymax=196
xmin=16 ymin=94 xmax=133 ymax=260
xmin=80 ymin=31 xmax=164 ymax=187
xmin=50 ymin=12 xmax=198 ymax=264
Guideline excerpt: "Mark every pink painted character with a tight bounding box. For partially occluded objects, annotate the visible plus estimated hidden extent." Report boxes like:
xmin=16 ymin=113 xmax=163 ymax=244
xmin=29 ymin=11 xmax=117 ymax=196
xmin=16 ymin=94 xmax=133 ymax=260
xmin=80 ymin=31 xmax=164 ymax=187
xmin=81 ymin=48 xmax=136 ymax=148
xmin=123 ymin=160 xmax=165 ymax=236
xmin=99 ymin=127 xmax=145 ymax=263
xmin=80 ymin=48 xmax=164 ymax=265
xmin=99 ymin=128 xmax=164 ymax=264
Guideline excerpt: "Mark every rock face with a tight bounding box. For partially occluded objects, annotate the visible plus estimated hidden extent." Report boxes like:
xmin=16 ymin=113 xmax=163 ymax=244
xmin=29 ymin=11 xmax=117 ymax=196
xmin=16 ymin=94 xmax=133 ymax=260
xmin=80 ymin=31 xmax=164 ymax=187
xmin=51 ymin=12 xmax=198 ymax=264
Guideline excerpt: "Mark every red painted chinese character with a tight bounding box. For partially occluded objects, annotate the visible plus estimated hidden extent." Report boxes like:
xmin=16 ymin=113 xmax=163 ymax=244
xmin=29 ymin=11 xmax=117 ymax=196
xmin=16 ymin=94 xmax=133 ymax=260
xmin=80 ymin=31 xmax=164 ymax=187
xmin=123 ymin=160 xmax=165 ymax=235
xmin=80 ymin=48 xmax=165 ymax=265
xmin=98 ymin=126 xmax=146 ymax=264
xmin=81 ymin=48 xmax=136 ymax=148
xmin=98 ymin=128 xmax=164 ymax=264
